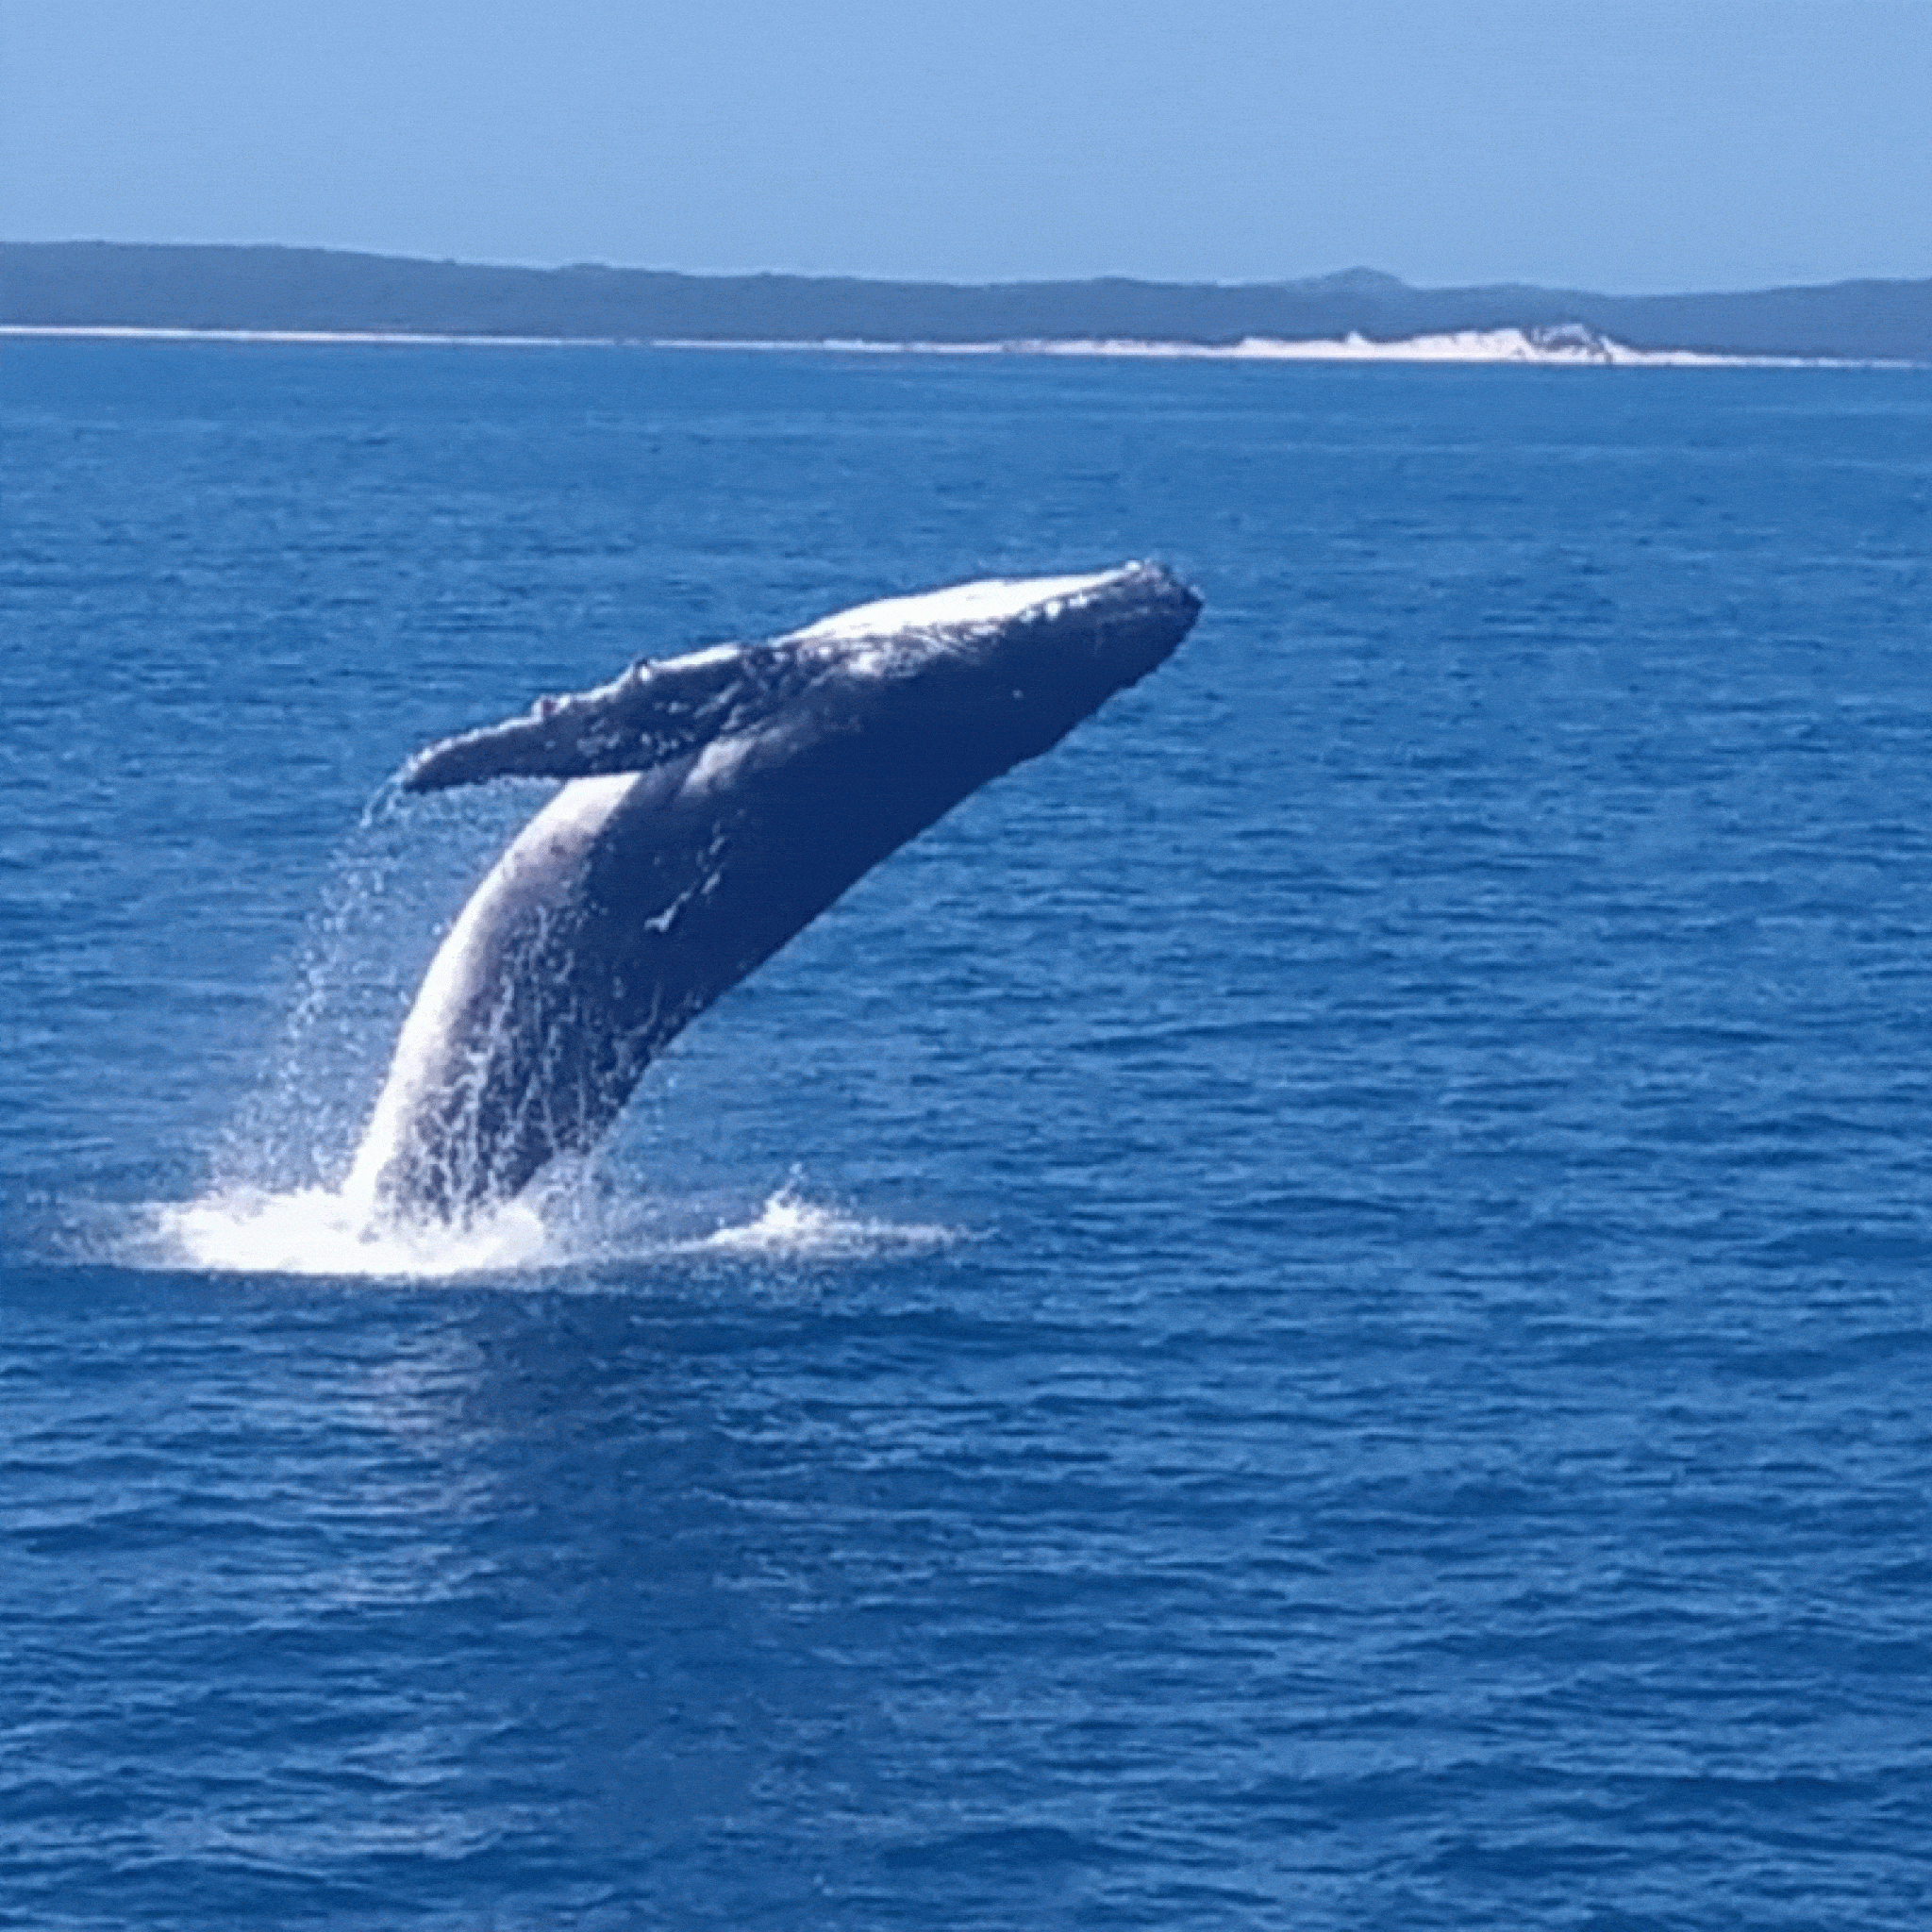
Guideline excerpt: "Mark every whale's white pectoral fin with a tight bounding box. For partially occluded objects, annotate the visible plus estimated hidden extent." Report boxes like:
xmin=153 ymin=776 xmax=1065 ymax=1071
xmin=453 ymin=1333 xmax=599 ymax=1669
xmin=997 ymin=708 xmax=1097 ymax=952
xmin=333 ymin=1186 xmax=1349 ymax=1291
xmin=395 ymin=649 xmax=774 ymax=793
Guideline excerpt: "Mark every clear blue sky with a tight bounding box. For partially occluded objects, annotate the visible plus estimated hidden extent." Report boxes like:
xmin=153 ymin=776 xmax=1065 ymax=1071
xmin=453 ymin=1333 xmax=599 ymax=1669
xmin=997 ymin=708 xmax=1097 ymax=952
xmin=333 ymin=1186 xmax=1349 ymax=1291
xmin=4 ymin=0 xmax=1929 ymax=292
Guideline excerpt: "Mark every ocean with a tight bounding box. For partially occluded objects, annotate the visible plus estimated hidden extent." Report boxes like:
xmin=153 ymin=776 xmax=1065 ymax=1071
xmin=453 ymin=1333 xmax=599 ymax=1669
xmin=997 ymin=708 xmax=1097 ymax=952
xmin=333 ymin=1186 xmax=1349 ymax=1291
xmin=5 ymin=339 xmax=1932 ymax=1928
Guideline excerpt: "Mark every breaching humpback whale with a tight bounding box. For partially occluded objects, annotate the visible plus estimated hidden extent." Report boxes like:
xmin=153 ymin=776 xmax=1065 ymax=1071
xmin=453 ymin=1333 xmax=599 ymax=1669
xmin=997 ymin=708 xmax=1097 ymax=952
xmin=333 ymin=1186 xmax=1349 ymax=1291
xmin=344 ymin=562 xmax=1201 ymax=1224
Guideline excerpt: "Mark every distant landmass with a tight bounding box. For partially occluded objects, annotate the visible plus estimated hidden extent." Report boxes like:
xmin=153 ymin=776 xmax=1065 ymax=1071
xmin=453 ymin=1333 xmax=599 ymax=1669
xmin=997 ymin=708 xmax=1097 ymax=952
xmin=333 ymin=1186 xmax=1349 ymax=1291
xmin=5 ymin=242 xmax=1930 ymax=361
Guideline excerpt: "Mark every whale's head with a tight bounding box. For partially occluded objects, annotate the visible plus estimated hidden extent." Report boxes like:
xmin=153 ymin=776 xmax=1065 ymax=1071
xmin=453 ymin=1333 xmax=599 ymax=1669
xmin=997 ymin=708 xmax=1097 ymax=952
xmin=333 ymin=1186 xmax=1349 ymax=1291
xmin=788 ymin=561 xmax=1196 ymax=689
xmin=397 ymin=562 xmax=1200 ymax=794
xmin=784 ymin=561 xmax=1198 ymax=761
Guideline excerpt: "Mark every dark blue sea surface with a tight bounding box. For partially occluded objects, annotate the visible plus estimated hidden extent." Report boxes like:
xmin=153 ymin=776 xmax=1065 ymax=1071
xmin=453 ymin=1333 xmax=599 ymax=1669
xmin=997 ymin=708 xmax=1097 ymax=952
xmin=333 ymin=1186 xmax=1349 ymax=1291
xmin=5 ymin=340 xmax=1932 ymax=1928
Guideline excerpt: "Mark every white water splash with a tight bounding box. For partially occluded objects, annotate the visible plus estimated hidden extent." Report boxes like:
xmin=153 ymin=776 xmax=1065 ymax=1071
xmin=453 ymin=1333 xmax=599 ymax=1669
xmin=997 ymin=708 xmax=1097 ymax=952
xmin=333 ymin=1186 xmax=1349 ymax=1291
xmin=155 ymin=1186 xmax=556 ymax=1279
xmin=685 ymin=1185 xmax=958 ymax=1261
xmin=140 ymin=1180 xmax=959 ymax=1281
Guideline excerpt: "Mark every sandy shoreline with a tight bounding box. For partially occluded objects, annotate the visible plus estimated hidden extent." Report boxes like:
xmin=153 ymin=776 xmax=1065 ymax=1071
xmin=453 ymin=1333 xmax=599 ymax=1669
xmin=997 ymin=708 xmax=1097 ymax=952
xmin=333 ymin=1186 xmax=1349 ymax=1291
xmin=0 ymin=321 xmax=1895 ymax=367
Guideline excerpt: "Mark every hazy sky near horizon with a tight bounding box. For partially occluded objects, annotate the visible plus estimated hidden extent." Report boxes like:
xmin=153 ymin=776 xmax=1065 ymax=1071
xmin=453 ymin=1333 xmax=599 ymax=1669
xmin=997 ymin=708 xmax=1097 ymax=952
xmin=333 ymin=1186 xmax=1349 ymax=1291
xmin=5 ymin=1 xmax=1929 ymax=292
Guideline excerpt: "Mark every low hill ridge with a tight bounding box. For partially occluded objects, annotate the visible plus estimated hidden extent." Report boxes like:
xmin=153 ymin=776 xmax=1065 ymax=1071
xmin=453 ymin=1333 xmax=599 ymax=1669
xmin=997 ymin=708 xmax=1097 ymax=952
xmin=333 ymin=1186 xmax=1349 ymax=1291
xmin=5 ymin=242 xmax=1929 ymax=360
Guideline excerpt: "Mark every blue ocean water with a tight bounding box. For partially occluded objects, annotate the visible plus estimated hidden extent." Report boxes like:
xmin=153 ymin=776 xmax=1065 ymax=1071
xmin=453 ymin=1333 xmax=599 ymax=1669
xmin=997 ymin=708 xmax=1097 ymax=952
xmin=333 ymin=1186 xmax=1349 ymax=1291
xmin=5 ymin=339 xmax=1932 ymax=1929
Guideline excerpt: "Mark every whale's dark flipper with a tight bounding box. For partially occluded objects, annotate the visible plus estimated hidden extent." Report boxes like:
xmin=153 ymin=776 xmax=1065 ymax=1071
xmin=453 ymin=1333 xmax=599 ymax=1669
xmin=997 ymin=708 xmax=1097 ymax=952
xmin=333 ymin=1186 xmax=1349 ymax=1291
xmin=346 ymin=563 xmax=1200 ymax=1224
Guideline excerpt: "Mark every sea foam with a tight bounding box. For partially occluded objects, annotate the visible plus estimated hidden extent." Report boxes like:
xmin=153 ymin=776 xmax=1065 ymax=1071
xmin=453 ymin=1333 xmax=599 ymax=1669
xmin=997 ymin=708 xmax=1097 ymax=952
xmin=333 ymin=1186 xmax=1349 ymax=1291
xmin=140 ymin=1181 xmax=959 ymax=1282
